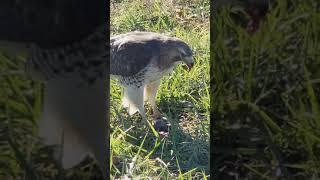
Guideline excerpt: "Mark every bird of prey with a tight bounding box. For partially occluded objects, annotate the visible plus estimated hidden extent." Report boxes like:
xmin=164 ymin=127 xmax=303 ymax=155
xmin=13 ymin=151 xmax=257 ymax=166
xmin=110 ymin=32 xmax=194 ymax=129
xmin=25 ymin=26 xmax=108 ymax=178
xmin=24 ymin=30 xmax=193 ymax=177
xmin=1 ymin=0 xmax=109 ymax=178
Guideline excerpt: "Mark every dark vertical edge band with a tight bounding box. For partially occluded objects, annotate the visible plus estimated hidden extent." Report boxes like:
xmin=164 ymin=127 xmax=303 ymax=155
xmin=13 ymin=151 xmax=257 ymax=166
xmin=105 ymin=0 xmax=111 ymax=179
xmin=209 ymin=0 xmax=216 ymax=179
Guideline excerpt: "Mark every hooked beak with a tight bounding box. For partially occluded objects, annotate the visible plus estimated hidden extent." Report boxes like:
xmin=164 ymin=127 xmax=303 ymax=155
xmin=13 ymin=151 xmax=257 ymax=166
xmin=183 ymin=62 xmax=194 ymax=71
xmin=180 ymin=55 xmax=194 ymax=72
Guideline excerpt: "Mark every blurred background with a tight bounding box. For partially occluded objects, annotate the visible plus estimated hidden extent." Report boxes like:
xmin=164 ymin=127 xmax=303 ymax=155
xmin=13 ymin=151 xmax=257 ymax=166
xmin=212 ymin=0 xmax=320 ymax=179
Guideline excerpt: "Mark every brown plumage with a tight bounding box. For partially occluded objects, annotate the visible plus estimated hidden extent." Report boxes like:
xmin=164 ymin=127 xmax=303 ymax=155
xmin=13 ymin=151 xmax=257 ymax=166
xmin=111 ymin=32 xmax=194 ymax=130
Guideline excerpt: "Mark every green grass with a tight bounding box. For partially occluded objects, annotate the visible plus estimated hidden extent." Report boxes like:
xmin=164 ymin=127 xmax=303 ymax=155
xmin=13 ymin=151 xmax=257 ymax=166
xmin=110 ymin=0 xmax=210 ymax=179
xmin=0 ymin=0 xmax=209 ymax=179
xmin=212 ymin=0 xmax=320 ymax=179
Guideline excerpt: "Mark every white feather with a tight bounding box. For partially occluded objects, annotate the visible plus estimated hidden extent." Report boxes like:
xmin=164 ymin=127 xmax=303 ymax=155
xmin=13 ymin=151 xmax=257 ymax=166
xmin=114 ymin=61 xmax=180 ymax=118
xmin=143 ymin=86 xmax=149 ymax=102
xmin=39 ymin=77 xmax=105 ymax=169
xmin=122 ymin=85 xmax=144 ymax=115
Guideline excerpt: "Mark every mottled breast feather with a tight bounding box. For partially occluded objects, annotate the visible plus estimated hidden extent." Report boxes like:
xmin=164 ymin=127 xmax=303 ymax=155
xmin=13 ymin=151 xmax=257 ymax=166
xmin=25 ymin=26 xmax=108 ymax=85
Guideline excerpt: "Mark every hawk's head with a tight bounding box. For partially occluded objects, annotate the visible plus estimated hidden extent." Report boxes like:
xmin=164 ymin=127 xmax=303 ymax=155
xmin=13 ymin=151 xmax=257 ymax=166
xmin=170 ymin=38 xmax=194 ymax=71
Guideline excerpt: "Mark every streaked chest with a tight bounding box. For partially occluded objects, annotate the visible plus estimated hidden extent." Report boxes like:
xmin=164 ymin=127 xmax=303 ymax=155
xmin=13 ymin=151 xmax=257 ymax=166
xmin=111 ymin=63 xmax=177 ymax=88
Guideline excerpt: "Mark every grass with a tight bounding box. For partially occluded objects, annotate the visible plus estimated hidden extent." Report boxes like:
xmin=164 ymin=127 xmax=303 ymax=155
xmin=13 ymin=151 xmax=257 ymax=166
xmin=0 ymin=0 xmax=209 ymax=179
xmin=110 ymin=0 xmax=210 ymax=179
xmin=212 ymin=0 xmax=320 ymax=179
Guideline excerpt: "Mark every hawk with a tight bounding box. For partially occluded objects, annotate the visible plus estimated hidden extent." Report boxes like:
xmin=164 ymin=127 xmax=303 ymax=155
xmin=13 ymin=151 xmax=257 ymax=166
xmin=24 ymin=30 xmax=194 ymax=178
xmin=1 ymin=0 xmax=108 ymax=178
xmin=25 ymin=26 xmax=108 ymax=177
xmin=111 ymin=32 xmax=194 ymax=129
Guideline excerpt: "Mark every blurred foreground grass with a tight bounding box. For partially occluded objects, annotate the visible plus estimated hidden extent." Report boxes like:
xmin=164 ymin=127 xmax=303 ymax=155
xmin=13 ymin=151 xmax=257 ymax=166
xmin=212 ymin=0 xmax=320 ymax=179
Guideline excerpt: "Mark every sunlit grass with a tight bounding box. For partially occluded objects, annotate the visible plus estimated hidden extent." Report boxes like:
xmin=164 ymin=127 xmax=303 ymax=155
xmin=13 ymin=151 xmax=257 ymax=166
xmin=0 ymin=0 xmax=209 ymax=178
xmin=110 ymin=0 xmax=210 ymax=179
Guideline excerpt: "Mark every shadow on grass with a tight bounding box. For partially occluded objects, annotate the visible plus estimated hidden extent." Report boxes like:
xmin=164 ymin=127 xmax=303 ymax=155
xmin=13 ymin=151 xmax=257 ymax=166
xmin=111 ymin=95 xmax=209 ymax=178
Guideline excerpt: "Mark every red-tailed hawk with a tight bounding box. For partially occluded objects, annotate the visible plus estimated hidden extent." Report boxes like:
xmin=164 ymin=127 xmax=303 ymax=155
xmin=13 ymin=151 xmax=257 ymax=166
xmin=24 ymin=30 xmax=194 ymax=177
xmin=111 ymin=32 xmax=194 ymax=130
xmin=25 ymin=26 xmax=108 ymax=177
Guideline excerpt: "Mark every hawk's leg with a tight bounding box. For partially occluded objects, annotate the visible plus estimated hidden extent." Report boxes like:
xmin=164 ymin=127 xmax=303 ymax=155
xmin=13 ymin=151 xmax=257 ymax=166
xmin=123 ymin=85 xmax=149 ymax=124
xmin=40 ymin=78 xmax=106 ymax=177
xmin=144 ymin=80 xmax=161 ymax=119
xmin=144 ymin=80 xmax=169 ymax=133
